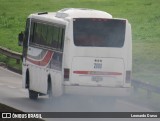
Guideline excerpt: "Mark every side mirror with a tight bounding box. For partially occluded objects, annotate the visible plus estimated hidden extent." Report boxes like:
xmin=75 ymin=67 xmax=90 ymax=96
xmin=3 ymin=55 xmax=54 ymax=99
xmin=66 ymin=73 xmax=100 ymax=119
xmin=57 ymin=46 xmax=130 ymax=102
xmin=18 ymin=31 xmax=24 ymax=46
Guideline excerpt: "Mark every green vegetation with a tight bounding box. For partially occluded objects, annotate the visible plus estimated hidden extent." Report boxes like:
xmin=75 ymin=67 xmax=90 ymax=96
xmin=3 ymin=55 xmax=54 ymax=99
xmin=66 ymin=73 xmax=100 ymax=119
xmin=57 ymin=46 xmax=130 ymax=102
xmin=0 ymin=0 xmax=160 ymax=85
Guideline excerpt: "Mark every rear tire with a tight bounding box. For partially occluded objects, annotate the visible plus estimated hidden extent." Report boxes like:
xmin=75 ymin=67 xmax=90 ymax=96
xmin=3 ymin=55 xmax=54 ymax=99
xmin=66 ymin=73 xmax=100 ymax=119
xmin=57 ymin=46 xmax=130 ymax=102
xmin=48 ymin=83 xmax=53 ymax=99
xmin=47 ymin=81 xmax=53 ymax=100
xmin=29 ymin=90 xmax=38 ymax=100
xmin=47 ymin=77 xmax=53 ymax=99
xmin=26 ymin=70 xmax=29 ymax=88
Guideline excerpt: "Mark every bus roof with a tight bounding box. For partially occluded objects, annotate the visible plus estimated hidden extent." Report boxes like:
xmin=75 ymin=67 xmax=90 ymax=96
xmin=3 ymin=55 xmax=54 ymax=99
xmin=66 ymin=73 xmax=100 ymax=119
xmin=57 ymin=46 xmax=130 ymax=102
xmin=28 ymin=8 xmax=113 ymax=23
xmin=55 ymin=8 xmax=112 ymax=18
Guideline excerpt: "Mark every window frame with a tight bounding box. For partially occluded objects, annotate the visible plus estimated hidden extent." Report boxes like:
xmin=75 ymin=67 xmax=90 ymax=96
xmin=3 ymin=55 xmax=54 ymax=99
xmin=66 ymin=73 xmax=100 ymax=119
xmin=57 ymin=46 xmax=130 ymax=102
xmin=29 ymin=19 xmax=65 ymax=51
xmin=73 ymin=18 xmax=126 ymax=48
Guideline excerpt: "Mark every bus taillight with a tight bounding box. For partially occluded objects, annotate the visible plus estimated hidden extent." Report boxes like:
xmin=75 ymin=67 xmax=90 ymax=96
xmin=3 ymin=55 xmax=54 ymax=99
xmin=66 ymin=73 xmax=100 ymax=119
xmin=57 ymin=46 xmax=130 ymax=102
xmin=64 ymin=68 xmax=70 ymax=81
xmin=125 ymin=71 xmax=131 ymax=83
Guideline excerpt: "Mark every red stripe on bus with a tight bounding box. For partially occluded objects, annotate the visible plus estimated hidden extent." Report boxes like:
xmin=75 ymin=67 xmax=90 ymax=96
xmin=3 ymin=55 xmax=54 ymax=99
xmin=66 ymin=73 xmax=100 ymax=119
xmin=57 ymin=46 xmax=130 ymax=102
xmin=73 ymin=71 xmax=122 ymax=76
xmin=27 ymin=51 xmax=53 ymax=66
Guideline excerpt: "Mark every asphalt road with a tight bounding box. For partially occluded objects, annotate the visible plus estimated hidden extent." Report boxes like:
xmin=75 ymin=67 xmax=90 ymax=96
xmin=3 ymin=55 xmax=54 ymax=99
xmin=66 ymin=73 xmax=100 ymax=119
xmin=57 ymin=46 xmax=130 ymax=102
xmin=0 ymin=67 xmax=159 ymax=121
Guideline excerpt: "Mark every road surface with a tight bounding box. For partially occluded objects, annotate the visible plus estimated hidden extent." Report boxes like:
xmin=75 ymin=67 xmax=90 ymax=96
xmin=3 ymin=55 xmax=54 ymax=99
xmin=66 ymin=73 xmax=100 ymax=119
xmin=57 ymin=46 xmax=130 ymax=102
xmin=0 ymin=67 xmax=159 ymax=121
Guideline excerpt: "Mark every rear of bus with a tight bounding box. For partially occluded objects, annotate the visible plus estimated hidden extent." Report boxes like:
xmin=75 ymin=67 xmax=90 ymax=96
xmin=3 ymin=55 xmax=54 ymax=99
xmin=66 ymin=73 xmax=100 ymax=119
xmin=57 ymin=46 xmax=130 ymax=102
xmin=64 ymin=18 xmax=132 ymax=96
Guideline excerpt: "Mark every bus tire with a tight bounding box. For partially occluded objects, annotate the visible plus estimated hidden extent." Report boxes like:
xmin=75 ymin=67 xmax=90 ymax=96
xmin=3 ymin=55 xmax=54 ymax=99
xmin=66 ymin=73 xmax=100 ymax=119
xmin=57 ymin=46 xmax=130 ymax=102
xmin=47 ymin=76 xmax=53 ymax=99
xmin=29 ymin=90 xmax=38 ymax=100
xmin=26 ymin=69 xmax=29 ymax=88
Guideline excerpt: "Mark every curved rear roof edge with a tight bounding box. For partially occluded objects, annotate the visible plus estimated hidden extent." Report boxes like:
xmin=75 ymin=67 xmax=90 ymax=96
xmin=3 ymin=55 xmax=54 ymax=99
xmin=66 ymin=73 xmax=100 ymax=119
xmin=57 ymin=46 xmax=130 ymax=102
xmin=55 ymin=8 xmax=112 ymax=18
xmin=28 ymin=8 xmax=113 ymax=20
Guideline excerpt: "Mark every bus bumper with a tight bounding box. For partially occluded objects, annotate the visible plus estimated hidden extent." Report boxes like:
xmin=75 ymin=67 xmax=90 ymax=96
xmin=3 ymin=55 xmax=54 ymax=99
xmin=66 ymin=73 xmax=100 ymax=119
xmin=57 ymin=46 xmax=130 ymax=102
xmin=64 ymin=85 xmax=131 ymax=97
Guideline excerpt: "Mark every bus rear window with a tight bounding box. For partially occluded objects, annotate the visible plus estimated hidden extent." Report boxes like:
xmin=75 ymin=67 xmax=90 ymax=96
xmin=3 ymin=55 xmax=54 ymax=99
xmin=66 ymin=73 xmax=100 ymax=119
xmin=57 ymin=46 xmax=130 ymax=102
xmin=73 ymin=18 xmax=126 ymax=47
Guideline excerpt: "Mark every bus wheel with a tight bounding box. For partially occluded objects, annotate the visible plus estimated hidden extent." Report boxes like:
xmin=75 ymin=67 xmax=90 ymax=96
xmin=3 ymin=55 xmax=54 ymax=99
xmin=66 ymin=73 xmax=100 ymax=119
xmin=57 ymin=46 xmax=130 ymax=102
xmin=29 ymin=90 xmax=38 ymax=100
xmin=47 ymin=78 xmax=53 ymax=99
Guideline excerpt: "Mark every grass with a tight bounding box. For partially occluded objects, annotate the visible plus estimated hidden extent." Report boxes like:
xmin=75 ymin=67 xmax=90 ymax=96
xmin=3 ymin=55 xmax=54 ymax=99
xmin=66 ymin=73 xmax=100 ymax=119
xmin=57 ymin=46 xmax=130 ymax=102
xmin=0 ymin=0 xmax=160 ymax=85
xmin=133 ymin=43 xmax=160 ymax=84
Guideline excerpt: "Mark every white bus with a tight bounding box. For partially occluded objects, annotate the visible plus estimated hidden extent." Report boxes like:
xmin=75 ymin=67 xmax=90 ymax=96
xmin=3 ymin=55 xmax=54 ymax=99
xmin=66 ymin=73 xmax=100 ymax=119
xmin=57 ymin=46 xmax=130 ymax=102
xmin=19 ymin=8 xmax=132 ymax=100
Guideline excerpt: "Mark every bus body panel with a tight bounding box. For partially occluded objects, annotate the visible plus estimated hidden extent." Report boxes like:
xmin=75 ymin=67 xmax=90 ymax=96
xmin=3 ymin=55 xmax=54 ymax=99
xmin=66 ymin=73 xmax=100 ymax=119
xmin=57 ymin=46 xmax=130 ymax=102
xmin=22 ymin=65 xmax=27 ymax=88
xmin=50 ymin=71 xmax=63 ymax=96
xmin=25 ymin=45 xmax=63 ymax=95
xmin=63 ymin=19 xmax=132 ymax=96
xmin=122 ymin=22 xmax=132 ymax=87
xmin=26 ymin=46 xmax=50 ymax=93
xmin=64 ymin=86 xmax=131 ymax=96
xmin=29 ymin=65 xmax=48 ymax=93
xmin=71 ymin=57 xmax=124 ymax=87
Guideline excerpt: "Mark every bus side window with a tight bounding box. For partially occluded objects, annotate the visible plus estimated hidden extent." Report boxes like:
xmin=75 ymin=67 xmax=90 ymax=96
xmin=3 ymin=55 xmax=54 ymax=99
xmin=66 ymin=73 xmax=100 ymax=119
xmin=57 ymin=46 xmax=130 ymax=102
xmin=50 ymin=26 xmax=63 ymax=50
xmin=46 ymin=25 xmax=53 ymax=46
xmin=57 ymin=28 xmax=65 ymax=51
xmin=29 ymin=22 xmax=65 ymax=51
xmin=52 ymin=26 xmax=59 ymax=48
xmin=30 ymin=22 xmax=36 ymax=44
xmin=60 ymin=28 xmax=65 ymax=51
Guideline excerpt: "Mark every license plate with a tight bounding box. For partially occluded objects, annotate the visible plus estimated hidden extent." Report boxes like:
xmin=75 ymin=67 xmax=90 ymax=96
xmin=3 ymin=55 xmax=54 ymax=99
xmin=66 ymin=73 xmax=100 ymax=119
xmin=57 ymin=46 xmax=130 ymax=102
xmin=92 ymin=76 xmax=103 ymax=82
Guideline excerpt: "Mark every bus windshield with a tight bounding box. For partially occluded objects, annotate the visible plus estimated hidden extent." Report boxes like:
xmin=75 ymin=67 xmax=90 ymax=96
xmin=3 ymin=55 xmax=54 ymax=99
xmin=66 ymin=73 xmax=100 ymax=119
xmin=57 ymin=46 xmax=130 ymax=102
xmin=73 ymin=18 xmax=126 ymax=47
